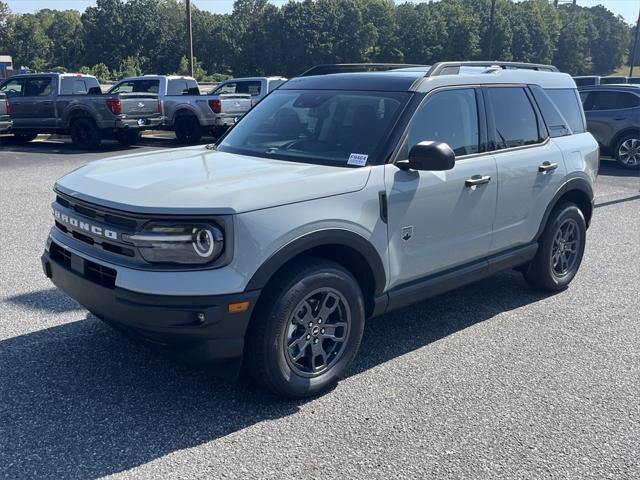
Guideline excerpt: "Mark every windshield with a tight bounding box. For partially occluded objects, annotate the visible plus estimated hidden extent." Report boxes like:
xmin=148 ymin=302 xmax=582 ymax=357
xmin=217 ymin=89 xmax=410 ymax=166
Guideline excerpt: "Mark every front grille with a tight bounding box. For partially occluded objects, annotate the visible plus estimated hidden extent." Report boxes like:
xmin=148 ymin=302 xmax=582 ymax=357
xmin=50 ymin=241 xmax=117 ymax=289
xmin=56 ymin=194 xmax=138 ymax=228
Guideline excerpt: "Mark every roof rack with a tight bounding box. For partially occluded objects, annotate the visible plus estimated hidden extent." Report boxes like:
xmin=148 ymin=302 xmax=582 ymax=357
xmin=426 ymin=61 xmax=559 ymax=77
xmin=300 ymin=63 xmax=428 ymax=77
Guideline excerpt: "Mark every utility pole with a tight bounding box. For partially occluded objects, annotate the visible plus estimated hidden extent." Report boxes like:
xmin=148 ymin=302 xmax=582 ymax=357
xmin=185 ymin=0 xmax=194 ymax=77
xmin=488 ymin=0 xmax=496 ymax=59
xmin=631 ymin=6 xmax=640 ymax=77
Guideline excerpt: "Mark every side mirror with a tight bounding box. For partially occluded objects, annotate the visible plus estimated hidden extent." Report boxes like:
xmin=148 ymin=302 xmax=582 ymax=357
xmin=397 ymin=141 xmax=455 ymax=171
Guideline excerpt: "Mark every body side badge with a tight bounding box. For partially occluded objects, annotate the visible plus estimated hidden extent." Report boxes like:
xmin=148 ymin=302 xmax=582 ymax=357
xmin=401 ymin=226 xmax=413 ymax=241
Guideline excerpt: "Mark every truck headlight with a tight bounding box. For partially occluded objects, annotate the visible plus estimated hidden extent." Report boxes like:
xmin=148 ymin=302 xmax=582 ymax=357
xmin=124 ymin=223 xmax=224 ymax=265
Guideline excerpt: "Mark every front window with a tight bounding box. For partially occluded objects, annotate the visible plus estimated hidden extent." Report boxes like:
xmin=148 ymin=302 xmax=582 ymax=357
xmin=217 ymin=89 xmax=409 ymax=166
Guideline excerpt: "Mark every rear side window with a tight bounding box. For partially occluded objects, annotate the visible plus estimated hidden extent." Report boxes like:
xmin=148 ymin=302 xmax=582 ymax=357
xmin=581 ymin=91 xmax=640 ymax=111
xmin=530 ymin=86 xmax=570 ymax=137
xmin=487 ymin=87 xmax=541 ymax=149
xmin=544 ymin=88 xmax=585 ymax=134
xmin=23 ymin=77 xmax=52 ymax=97
xmin=406 ymin=88 xmax=480 ymax=156
xmin=167 ymin=78 xmax=198 ymax=95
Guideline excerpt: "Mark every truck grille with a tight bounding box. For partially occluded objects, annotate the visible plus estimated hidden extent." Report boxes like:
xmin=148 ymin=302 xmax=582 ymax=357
xmin=50 ymin=241 xmax=117 ymax=289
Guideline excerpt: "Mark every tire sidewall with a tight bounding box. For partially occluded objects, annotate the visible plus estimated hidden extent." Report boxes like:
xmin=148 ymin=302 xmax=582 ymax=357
xmin=264 ymin=266 xmax=365 ymax=397
xmin=175 ymin=116 xmax=201 ymax=144
xmin=539 ymin=204 xmax=586 ymax=288
xmin=614 ymin=133 xmax=640 ymax=169
xmin=71 ymin=119 xmax=100 ymax=149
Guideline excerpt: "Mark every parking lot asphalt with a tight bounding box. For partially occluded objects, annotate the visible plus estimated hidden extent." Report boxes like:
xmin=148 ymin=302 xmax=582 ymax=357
xmin=1 ymin=135 xmax=639 ymax=479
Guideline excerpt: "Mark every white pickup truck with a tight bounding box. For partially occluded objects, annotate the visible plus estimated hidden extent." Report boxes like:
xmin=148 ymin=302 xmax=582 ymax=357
xmin=108 ymin=75 xmax=252 ymax=143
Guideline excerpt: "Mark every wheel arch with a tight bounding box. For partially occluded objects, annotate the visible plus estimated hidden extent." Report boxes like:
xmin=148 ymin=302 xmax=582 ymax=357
xmin=246 ymin=229 xmax=387 ymax=318
xmin=535 ymin=178 xmax=594 ymax=239
xmin=65 ymin=108 xmax=95 ymax=128
xmin=609 ymin=127 xmax=640 ymax=153
xmin=172 ymin=107 xmax=199 ymax=126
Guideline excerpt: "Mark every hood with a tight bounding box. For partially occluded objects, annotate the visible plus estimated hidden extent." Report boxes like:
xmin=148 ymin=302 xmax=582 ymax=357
xmin=55 ymin=146 xmax=372 ymax=215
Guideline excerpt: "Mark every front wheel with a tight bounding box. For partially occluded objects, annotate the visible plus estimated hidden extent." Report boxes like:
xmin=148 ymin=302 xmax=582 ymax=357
xmin=614 ymin=133 xmax=640 ymax=169
xmin=523 ymin=202 xmax=586 ymax=292
xmin=246 ymin=259 xmax=365 ymax=398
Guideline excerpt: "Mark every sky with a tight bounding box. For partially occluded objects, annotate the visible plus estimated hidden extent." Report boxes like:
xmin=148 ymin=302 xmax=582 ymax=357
xmin=5 ymin=0 xmax=640 ymax=24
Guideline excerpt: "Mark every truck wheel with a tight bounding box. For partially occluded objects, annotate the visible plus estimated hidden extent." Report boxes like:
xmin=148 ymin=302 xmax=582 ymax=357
xmin=523 ymin=202 xmax=586 ymax=292
xmin=70 ymin=118 xmax=102 ymax=149
xmin=12 ymin=133 xmax=38 ymax=143
xmin=116 ymin=130 xmax=141 ymax=146
xmin=614 ymin=133 xmax=640 ymax=169
xmin=246 ymin=259 xmax=365 ymax=398
xmin=174 ymin=116 xmax=202 ymax=144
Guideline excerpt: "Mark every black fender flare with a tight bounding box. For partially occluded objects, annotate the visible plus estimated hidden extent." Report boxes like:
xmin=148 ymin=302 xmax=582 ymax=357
xmin=245 ymin=229 xmax=387 ymax=295
xmin=534 ymin=177 xmax=594 ymax=239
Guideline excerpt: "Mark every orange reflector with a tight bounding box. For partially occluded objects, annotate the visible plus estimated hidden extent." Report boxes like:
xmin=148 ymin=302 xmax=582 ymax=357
xmin=228 ymin=301 xmax=250 ymax=314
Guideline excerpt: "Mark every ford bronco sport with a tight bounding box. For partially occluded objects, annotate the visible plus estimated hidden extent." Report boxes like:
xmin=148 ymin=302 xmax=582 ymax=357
xmin=42 ymin=62 xmax=598 ymax=398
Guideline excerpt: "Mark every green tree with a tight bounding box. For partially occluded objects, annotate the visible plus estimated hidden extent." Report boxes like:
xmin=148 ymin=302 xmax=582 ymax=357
xmin=116 ymin=55 xmax=143 ymax=78
xmin=554 ymin=4 xmax=597 ymax=75
xmin=588 ymin=5 xmax=628 ymax=75
xmin=396 ymin=2 xmax=446 ymax=64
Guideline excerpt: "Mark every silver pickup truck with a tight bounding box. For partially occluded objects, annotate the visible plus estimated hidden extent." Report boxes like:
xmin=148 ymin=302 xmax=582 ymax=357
xmin=0 ymin=73 xmax=162 ymax=149
xmin=108 ymin=75 xmax=252 ymax=143
xmin=0 ymin=92 xmax=11 ymax=133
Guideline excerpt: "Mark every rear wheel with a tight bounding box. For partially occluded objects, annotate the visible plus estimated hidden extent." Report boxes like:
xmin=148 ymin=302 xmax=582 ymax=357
xmin=523 ymin=202 xmax=586 ymax=292
xmin=174 ymin=116 xmax=202 ymax=144
xmin=12 ymin=133 xmax=37 ymax=143
xmin=116 ymin=130 xmax=141 ymax=146
xmin=614 ymin=133 xmax=640 ymax=169
xmin=246 ymin=259 xmax=365 ymax=398
xmin=70 ymin=118 xmax=102 ymax=149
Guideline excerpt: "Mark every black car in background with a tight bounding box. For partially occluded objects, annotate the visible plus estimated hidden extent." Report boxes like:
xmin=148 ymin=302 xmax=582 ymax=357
xmin=578 ymin=85 xmax=640 ymax=169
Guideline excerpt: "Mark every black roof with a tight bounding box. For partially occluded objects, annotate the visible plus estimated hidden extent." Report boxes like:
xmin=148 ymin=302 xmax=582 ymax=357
xmin=281 ymin=71 xmax=426 ymax=92
xmin=578 ymin=84 xmax=640 ymax=91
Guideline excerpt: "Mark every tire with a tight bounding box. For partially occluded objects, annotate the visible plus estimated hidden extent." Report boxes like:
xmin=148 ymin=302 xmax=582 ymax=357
xmin=70 ymin=118 xmax=102 ymax=149
xmin=116 ymin=130 xmax=141 ymax=146
xmin=174 ymin=116 xmax=202 ymax=144
xmin=613 ymin=132 xmax=640 ymax=169
xmin=523 ymin=202 xmax=586 ymax=292
xmin=12 ymin=133 xmax=37 ymax=143
xmin=246 ymin=258 xmax=365 ymax=398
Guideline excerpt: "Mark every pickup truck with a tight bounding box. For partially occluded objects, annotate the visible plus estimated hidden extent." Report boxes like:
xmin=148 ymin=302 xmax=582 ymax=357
xmin=0 ymin=92 xmax=11 ymax=133
xmin=108 ymin=75 xmax=252 ymax=143
xmin=0 ymin=73 xmax=162 ymax=149
xmin=210 ymin=76 xmax=287 ymax=107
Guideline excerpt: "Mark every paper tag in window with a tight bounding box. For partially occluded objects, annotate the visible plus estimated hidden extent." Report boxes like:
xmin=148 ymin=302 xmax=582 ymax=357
xmin=347 ymin=153 xmax=368 ymax=166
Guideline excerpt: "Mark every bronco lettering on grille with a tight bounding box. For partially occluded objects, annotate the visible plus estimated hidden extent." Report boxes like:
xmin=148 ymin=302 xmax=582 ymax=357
xmin=53 ymin=208 xmax=119 ymax=240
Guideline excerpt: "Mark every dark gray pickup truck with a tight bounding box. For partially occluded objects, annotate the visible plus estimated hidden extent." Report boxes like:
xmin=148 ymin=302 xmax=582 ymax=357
xmin=0 ymin=73 xmax=162 ymax=148
xmin=0 ymin=92 xmax=11 ymax=133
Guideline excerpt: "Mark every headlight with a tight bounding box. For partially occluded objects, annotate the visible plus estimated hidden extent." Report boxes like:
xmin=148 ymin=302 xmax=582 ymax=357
xmin=124 ymin=223 xmax=224 ymax=265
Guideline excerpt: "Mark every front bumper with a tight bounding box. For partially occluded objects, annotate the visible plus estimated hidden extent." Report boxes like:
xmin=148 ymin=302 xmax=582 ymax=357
xmin=41 ymin=242 xmax=260 ymax=370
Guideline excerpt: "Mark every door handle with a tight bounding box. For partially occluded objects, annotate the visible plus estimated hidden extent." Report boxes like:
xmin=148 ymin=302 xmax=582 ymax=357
xmin=613 ymin=116 xmax=626 ymax=121
xmin=538 ymin=161 xmax=558 ymax=172
xmin=465 ymin=174 xmax=491 ymax=187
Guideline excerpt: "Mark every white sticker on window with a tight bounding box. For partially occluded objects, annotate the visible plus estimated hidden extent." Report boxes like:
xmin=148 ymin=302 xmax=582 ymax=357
xmin=347 ymin=153 xmax=368 ymax=166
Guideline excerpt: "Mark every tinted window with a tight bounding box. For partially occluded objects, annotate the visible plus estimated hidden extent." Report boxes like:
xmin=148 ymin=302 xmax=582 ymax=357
xmin=582 ymin=91 xmax=640 ymax=111
xmin=167 ymin=79 xmax=198 ymax=95
xmin=488 ymin=87 xmax=540 ymax=149
xmin=0 ymin=78 xmax=23 ymax=97
xmin=406 ymin=88 xmax=479 ymax=156
xmin=23 ymin=77 xmax=52 ymax=97
xmin=530 ymin=86 xmax=570 ymax=137
xmin=110 ymin=79 xmax=159 ymax=94
xmin=268 ymin=80 xmax=286 ymax=92
xmin=599 ymin=77 xmax=627 ymax=85
xmin=218 ymin=89 xmax=408 ymax=166
xmin=545 ymin=88 xmax=585 ymax=134
xmin=573 ymin=77 xmax=599 ymax=87
xmin=214 ymin=80 xmax=262 ymax=96
xmin=61 ymin=78 xmax=89 ymax=95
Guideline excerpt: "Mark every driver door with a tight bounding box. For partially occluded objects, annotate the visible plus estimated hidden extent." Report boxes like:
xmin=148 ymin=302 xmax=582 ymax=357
xmin=384 ymin=87 xmax=497 ymax=289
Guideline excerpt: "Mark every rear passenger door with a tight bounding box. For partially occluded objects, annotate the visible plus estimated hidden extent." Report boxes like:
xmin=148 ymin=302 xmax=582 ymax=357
xmin=385 ymin=87 xmax=498 ymax=287
xmin=485 ymin=86 xmax=565 ymax=252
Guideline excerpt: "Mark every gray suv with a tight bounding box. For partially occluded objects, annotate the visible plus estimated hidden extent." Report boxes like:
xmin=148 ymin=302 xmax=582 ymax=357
xmin=42 ymin=62 xmax=598 ymax=398
xmin=579 ymin=84 xmax=640 ymax=169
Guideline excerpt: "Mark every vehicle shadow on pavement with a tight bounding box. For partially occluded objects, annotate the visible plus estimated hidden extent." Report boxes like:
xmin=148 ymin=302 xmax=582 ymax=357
xmin=597 ymin=161 xmax=640 ymax=178
xmin=4 ymin=287 xmax=83 ymax=313
xmin=0 ymin=136 xmax=187 ymax=155
xmin=0 ymin=270 xmax=549 ymax=479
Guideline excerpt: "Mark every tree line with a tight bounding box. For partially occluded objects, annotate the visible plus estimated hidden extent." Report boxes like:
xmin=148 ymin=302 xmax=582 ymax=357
xmin=0 ymin=0 xmax=635 ymax=82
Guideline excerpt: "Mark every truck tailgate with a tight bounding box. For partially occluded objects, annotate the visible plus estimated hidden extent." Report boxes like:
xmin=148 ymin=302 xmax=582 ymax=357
xmin=118 ymin=93 xmax=159 ymax=117
xmin=218 ymin=94 xmax=252 ymax=114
